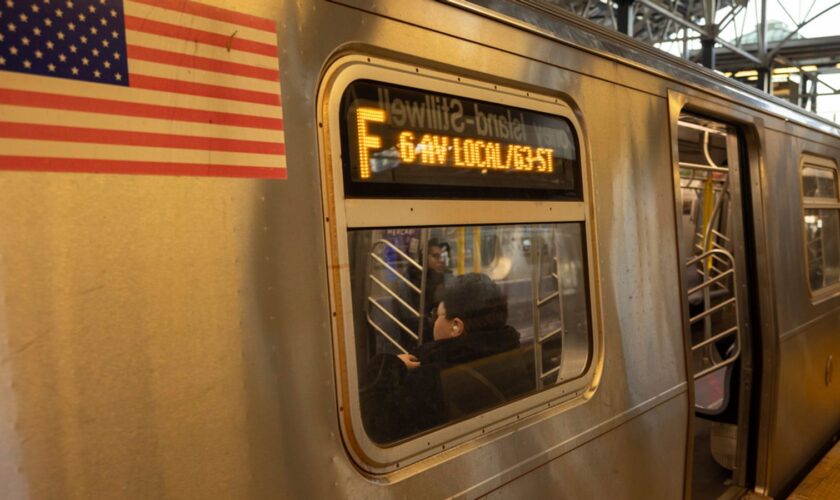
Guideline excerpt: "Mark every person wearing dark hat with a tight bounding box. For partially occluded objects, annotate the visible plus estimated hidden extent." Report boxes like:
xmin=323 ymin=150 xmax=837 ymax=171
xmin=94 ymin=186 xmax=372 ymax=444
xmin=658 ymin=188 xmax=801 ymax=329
xmin=361 ymin=273 xmax=521 ymax=443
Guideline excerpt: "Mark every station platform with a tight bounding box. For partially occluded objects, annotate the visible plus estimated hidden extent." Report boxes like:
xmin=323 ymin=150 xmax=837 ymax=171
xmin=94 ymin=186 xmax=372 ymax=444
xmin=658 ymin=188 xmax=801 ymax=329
xmin=789 ymin=439 xmax=840 ymax=499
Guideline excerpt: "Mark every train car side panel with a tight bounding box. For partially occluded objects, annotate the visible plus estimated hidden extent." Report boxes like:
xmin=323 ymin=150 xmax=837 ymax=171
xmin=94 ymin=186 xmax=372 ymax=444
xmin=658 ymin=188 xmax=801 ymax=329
xmin=483 ymin=393 xmax=687 ymax=499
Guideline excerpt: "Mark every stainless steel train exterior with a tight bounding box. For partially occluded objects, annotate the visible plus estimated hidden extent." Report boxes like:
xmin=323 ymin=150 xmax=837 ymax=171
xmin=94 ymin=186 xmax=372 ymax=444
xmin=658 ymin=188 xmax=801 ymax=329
xmin=1 ymin=0 xmax=839 ymax=498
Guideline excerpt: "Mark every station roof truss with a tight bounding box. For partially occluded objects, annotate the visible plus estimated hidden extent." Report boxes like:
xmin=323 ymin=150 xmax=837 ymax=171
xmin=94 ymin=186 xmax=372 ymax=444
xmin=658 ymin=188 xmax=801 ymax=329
xmin=539 ymin=0 xmax=840 ymax=110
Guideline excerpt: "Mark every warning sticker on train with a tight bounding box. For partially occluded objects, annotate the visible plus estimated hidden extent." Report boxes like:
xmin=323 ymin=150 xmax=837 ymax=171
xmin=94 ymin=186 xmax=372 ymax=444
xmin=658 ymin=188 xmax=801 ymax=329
xmin=0 ymin=0 xmax=286 ymax=178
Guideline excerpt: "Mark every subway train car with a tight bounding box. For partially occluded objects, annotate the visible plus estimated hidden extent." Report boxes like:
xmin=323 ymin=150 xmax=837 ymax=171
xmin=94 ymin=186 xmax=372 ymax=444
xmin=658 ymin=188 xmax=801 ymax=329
xmin=1 ymin=0 xmax=839 ymax=498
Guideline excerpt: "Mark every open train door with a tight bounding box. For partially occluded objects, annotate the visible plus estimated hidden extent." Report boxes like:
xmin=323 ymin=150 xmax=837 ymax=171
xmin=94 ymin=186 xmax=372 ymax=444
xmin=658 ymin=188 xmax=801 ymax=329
xmin=669 ymin=98 xmax=761 ymax=499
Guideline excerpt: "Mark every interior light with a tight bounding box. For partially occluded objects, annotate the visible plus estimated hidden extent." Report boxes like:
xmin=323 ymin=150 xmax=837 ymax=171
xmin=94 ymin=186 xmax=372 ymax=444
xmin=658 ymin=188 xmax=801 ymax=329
xmin=735 ymin=70 xmax=758 ymax=78
xmin=747 ymin=76 xmax=759 ymax=81
xmin=801 ymin=65 xmax=818 ymax=72
xmin=773 ymin=67 xmax=799 ymax=74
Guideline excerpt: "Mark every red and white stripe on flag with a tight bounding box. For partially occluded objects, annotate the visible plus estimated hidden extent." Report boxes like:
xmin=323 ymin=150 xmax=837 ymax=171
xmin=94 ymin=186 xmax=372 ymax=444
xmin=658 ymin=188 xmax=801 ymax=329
xmin=0 ymin=0 xmax=286 ymax=179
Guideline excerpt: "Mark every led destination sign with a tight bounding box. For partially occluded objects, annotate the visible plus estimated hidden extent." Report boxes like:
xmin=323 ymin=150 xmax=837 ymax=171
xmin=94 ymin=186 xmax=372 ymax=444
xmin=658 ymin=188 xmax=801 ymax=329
xmin=340 ymin=80 xmax=581 ymax=199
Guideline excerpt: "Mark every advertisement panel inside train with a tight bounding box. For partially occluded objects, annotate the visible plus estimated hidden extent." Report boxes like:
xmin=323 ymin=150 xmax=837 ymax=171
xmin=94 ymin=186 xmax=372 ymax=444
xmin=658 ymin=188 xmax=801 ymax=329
xmin=340 ymin=80 xmax=581 ymax=199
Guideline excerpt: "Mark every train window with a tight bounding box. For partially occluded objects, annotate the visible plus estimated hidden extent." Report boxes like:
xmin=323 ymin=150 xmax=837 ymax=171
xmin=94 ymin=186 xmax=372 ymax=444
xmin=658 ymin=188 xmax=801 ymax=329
xmin=350 ymin=223 xmax=590 ymax=444
xmin=801 ymin=155 xmax=840 ymax=294
xmin=319 ymin=56 xmax=598 ymax=470
xmin=802 ymin=165 xmax=838 ymax=199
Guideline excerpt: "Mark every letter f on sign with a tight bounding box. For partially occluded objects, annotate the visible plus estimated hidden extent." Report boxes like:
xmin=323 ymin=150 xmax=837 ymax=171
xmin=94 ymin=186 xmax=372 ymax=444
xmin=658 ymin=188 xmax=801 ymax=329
xmin=356 ymin=107 xmax=386 ymax=179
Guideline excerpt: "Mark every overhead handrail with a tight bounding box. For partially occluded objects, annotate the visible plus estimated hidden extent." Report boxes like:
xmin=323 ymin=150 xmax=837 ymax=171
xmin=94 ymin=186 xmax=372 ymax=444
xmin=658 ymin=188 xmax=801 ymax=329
xmin=365 ymin=239 xmax=425 ymax=354
xmin=702 ymin=127 xmax=721 ymax=171
xmin=684 ymin=131 xmax=732 ymax=363
xmin=692 ymin=326 xmax=739 ymax=352
xmin=685 ymin=248 xmax=742 ymax=380
xmin=688 ymin=268 xmax=734 ymax=296
xmin=368 ymin=298 xmax=418 ymax=340
xmin=694 ymin=240 xmax=729 ymax=254
xmin=691 ymin=229 xmax=732 ymax=297
xmin=677 ymin=122 xmax=727 ymax=197
xmin=541 ymin=364 xmax=562 ymax=380
xmin=532 ymin=235 xmax=566 ymax=389
xmin=539 ymin=326 xmax=563 ymax=344
xmin=538 ymin=290 xmax=560 ymax=306
xmin=370 ymin=239 xmax=422 ymax=288
xmin=677 ymin=117 xmax=744 ymax=411
xmin=679 ymin=161 xmax=730 ymax=173
xmin=690 ymin=296 xmax=736 ymax=323
xmin=677 ymin=120 xmax=728 ymax=137
xmin=691 ymin=258 xmax=731 ymax=277
xmin=369 ymin=275 xmax=419 ymax=317
xmin=367 ymin=318 xmax=410 ymax=354
xmin=711 ymin=229 xmax=731 ymax=244
xmin=370 ymin=253 xmax=419 ymax=293
xmin=701 ymin=176 xmax=730 ymax=253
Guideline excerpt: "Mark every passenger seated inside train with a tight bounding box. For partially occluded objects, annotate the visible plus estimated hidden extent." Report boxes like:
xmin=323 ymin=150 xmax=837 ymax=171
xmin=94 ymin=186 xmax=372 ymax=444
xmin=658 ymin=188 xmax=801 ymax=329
xmin=360 ymin=273 xmax=528 ymax=443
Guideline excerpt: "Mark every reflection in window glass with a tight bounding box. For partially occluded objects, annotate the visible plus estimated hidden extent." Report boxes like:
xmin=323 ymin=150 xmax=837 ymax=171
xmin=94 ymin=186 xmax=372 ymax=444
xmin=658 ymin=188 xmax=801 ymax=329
xmin=349 ymin=223 xmax=590 ymax=444
xmin=802 ymin=166 xmax=838 ymax=200
xmin=804 ymin=209 xmax=840 ymax=291
xmin=802 ymin=159 xmax=840 ymax=294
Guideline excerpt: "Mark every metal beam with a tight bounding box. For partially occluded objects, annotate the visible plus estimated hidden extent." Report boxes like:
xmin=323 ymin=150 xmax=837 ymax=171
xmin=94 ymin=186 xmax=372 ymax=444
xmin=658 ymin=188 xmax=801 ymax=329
xmin=757 ymin=67 xmax=770 ymax=93
xmin=799 ymin=73 xmax=809 ymax=108
xmin=709 ymin=35 xmax=840 ymax=73
xmin=636 ymin=0 xmax=762 ymax=65
xmin=636 ymin=0 xmax=699 ymax=34
xmin=715 ymin=37 xmax=762 ymax=65
xmin=702 ymin=0 xmax=718 ymax=27
xmin=716 ymin=4 xmax=743 ymax=33
xmin=701 ymin=37 xmax=716 ymax=69
xmin=765 ymin=2 xmax=840 ymax=63
xmin=758 ymin=0 xmax=767 ymax=60
xmin=617 ymin=0 xmax=636 ymax=36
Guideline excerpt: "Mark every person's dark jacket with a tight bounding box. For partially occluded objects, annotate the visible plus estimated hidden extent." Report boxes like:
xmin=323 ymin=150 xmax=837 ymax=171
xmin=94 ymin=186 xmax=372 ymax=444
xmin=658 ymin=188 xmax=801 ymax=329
xmin=360 ymin=325 xmax=520 ymax=443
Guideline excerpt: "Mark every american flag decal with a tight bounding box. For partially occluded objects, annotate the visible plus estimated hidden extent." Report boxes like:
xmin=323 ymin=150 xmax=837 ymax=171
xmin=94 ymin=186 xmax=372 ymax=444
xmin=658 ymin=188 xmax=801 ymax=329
xmin=0 ymin=0 xmax=286 ymax=178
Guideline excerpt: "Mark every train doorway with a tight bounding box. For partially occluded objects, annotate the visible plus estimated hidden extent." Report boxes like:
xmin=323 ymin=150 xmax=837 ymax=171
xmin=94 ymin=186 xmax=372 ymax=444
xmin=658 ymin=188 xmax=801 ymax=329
xmin=672 ymin=112 xmax=757 ymax=499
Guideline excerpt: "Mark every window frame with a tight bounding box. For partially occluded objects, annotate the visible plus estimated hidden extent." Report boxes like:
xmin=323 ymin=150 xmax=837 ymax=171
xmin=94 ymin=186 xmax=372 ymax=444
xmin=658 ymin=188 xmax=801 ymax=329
xmin=800 ymin=153 xmax=840 ymax=300
xmin=317 ymin=55 xmax=602 ymax=474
